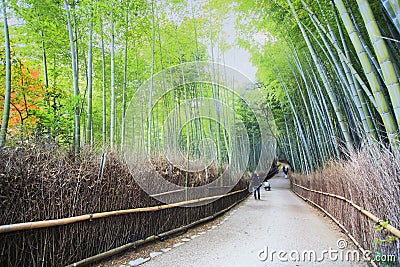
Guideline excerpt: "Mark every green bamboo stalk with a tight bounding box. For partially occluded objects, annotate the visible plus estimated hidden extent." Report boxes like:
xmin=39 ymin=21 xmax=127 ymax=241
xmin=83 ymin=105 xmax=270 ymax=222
xmin=0 ymin=0 xmax=11 ymax=147
xmin=381 ymin=0 xmax=400 ymax=34
xmin=334 ymin=0 xmax=398 ymax=140
xmin=356 ymin=0 xmax=400 ymax=130
xmin=110 ymin=6 xmax=116 ymax=149
xmin=65 ymin=0 xmax=80 ymax=154
xmin=332 ymin=1 xmax=378 ymax=139
xmin=86 ymin=4 xmax=94 ymax=146
xmin=288 ymin=0 xmax=354 ymax=152
xmin=100 ymin=18 xmax=107 ymax=147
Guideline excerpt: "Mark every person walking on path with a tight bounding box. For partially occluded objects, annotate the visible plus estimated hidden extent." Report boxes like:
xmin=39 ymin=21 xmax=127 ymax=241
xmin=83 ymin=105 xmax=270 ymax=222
xmin=252 ymin=172 xmax=261 ymax=200
xmin=283 ymin=166 xmax=289 ymax=179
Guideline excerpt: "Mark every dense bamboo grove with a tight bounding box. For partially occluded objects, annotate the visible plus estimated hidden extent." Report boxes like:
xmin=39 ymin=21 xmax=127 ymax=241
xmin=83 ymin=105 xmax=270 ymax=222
xmin=1 ymin=0 xmax=400 ymax=265
xmin=0 ymin=0 xmax=276 ymax=176
xmin=1 ymin=0 xmax=398 ymax=170
xmin=0 ymin=1 xmax=274 ymax=265
xmin=234 ymin=0 xmax=399 ymax=172
xmin=232 ymin=1 xmax=399 ymax=264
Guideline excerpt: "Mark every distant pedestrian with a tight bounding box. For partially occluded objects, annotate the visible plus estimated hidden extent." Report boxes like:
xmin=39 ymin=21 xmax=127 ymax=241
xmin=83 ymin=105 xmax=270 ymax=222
xmin=252 ymin=172 xmax=261 ymax=200
xmin=283 ymin=166 xmax=289 ymax=179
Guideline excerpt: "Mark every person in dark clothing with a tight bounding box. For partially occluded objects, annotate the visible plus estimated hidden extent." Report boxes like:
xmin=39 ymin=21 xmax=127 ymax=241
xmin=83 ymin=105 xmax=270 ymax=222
xmin=283 ymin=166 xmax=289 ymax=179
xmin=252 ymin=172 xmax=261 ymax=200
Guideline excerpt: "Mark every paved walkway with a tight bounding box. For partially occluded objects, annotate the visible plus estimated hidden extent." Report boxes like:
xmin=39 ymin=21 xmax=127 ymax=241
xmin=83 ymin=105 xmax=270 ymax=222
xmin=142 ymin=174 xmax=366 ymax=266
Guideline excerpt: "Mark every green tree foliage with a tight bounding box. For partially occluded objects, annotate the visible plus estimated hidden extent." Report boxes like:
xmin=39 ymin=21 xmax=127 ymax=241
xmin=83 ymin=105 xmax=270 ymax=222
xmin=2 ymin=0 xmax=399 ymax=174
xmin=1 ymin=0 xmax=213 ymax=152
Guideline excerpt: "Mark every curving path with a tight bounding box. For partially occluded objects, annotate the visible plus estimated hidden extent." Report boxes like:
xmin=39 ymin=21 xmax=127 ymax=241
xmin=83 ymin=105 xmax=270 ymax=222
xmin=140 ymin=173 xmax=366 ymax=267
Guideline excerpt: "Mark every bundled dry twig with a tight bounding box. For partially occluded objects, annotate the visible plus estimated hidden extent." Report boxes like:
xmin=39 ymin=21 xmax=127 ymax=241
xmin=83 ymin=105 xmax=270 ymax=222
xmin=291 ymin=140 xmax=400 ymax=265
xmin=0 ymin=144 xmax=249 ymax=266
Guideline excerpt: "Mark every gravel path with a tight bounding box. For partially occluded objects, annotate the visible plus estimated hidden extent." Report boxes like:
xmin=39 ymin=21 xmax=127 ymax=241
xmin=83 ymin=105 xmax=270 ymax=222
xmin=140 ymin=174 xmax=367 ymax=267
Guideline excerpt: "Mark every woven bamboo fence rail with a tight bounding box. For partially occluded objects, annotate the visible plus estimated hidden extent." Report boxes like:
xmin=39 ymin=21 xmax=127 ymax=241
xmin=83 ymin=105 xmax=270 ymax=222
xmin=0 ymin=188 xmax=247 ymax=234
xmin=292 ymin=188 xmax=378 ymax=267
xmin=65 ymin=193 xmax=246 ymax=266
xmin=292 ymin=183 xmax=400 ymax=238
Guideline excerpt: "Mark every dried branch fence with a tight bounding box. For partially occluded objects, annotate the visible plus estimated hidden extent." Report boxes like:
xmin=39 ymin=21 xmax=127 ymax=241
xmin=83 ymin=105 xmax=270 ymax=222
xmin=291 ymin=143 xmax=400 ymax=266
xmin=0 ymin=146 xmax=249 ymax=266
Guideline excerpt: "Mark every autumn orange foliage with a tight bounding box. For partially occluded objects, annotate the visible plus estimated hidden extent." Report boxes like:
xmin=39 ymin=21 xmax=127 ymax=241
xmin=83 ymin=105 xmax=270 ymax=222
xmin=0 ymin=60 xmax=45 ymax=135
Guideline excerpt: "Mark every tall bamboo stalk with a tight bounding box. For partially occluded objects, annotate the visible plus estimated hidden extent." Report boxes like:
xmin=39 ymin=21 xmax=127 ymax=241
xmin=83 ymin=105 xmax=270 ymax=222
xmin=121 ymin=5 xmax=129 ymax=151
xmin=110 ymin=7 xmax=116 ymax=149
xmin=86 ymin=4 xmax=94 ymax=146
xmin=100 ymin=18 xmax=107 ymax=146
xmin=334 ymin=0 xmax=398 ymax=140
xmin=356 ymin=0 xmax=400 ymax=129
xmin=65 ymin=0 xmax=80 ymax=154
xmin=288 ymin=0 xmax=353 ymax=152
xmin=0 ymin=0 xmax=11 ymax=147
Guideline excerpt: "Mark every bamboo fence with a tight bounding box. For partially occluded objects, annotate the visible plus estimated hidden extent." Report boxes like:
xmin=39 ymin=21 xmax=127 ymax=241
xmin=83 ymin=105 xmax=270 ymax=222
xmin=0 ymin=189 xmax=246 ymax=234
xmin=65 ymin=193 xmax=245 ymax=266
xmin=292 ymin=183 xmax=400 ymax=238
xmin=292 ymin=181 xmax=400 ymax=266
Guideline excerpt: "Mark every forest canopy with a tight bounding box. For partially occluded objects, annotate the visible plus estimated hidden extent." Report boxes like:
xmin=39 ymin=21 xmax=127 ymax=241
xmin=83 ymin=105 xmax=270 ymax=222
xmin=1 ymin=0 xmax=400 ymax=174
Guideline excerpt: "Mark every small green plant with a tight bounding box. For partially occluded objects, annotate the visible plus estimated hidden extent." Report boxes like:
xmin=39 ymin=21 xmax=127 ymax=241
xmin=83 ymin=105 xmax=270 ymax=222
xmin=373 ymin=220 xmax=398 ymax=266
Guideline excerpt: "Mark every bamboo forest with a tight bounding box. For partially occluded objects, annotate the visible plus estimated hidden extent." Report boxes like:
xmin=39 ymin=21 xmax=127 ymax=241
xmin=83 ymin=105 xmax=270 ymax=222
xmin=0 ymin=0 xmax=399 ymax=266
